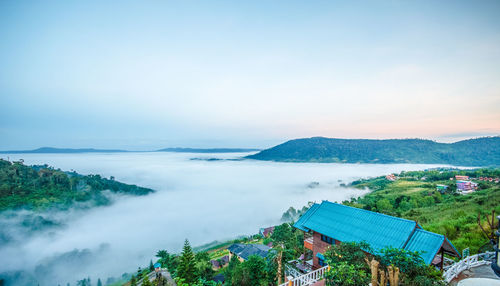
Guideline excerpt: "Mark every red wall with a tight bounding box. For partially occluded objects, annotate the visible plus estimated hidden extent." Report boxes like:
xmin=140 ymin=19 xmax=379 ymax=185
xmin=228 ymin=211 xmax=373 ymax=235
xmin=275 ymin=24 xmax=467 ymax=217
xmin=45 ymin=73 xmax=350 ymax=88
xmin=311 ymin=231 xmax=340 ymax=268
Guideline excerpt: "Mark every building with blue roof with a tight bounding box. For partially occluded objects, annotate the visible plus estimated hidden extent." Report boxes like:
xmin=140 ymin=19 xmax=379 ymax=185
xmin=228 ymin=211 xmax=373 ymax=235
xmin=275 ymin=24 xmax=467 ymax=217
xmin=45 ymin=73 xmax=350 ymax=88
xmin=227 ymin=243 xmax=271 ymax=261
xmin=294 ymin=201 xmax=460 ymax=269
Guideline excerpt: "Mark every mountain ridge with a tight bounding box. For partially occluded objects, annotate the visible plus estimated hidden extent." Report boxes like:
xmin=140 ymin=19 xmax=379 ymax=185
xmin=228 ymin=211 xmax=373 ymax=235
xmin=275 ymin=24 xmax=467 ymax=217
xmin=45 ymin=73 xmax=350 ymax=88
xmin=246 ymin=136 xmax=500 ymax=166
xmin=0 ymin=147 xmax=260 ymax=154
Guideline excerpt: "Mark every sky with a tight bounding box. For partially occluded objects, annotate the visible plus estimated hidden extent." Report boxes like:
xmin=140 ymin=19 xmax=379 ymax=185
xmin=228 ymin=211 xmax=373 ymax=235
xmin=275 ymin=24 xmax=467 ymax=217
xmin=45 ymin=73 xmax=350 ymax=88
xmin=1 ymin=0 xmax=499 ymax=150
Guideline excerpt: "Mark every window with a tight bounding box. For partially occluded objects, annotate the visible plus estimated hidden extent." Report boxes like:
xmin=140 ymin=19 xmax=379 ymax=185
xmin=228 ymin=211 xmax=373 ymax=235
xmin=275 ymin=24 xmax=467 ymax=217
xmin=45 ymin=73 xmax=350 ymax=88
xmin=321 ymin=234 xmax=335 ymax=244
xmin=318 ymin=257 xmax=327 ymax=267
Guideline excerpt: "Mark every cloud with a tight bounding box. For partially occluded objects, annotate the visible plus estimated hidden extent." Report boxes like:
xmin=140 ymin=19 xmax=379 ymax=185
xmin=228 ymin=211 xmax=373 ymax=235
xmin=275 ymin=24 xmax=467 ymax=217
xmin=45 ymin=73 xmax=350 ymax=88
xmin=0 ymin=152 xmax=453 ymax=285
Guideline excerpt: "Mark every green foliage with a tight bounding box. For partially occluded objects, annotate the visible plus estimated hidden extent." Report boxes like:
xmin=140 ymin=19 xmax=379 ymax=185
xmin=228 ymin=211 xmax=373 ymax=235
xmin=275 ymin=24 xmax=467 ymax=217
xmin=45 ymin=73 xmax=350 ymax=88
xmin=76 ymin=277 xmax=91 ymax=286
xmin=246 ymin=137 xmax=500 ymax=166
xmin=323 ymin=242 xmax=371 ymax=286
xmin=195 ymin=259 xmax=215 ymax=281
xmin=324 ymin=262 xmax=370 ymax=286
xmin=141 ymin=276 xmax=152 ymax=286
xmin=0 ymin=159 xmax=154 ymax=211
xmin=223 ymin=255 xmax=241 ymax=284
xmin=177 ymin=239 xmax=198 ymax=284
xmin=379 ymin=247 xmax=425 ymax=275
xmin=324 ymin=242 xmax=444 ymax=286
xmin=149 ymin=259 xmax=154 ymax=272
xmin=379 ymin=247 xmax=445 ymax=285
xmin=325 ymin=241 xmax=372 ymax=271
xmin=130 ymin=275 xmax=137 ymax=286
xmin=229 ymin=255 xmax=268 ymax=286
xmin=270 ymin=223 xmax=304 ymax=259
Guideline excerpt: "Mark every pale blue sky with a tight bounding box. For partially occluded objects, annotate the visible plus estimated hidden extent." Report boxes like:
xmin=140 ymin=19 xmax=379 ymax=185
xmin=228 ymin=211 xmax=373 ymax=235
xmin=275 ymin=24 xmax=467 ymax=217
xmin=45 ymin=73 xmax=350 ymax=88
xmin=1 ymin=0 xmax=499 ymax=150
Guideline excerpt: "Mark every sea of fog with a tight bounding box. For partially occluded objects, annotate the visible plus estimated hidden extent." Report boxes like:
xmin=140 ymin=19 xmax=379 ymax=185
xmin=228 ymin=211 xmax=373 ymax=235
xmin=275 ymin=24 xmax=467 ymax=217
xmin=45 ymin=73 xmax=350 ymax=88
xmin=0 ymin=152 xmax=453 ymax=285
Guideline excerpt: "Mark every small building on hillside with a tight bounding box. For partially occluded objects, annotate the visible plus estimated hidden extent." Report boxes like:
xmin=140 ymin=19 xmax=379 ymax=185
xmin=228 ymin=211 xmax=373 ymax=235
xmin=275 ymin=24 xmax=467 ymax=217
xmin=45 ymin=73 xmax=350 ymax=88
xmin=294 ymin=201 xmax=460 ymax=270
xmin=227 ymin=244 xmax=271 ymax=262
xmin=456 ymin=180 xmax=478 ymax=192
xmin=455 ymin=175 xmax=469 ymax=180
xmin=259 ymin=226 xmax=275 ymax=238
xmin=210 ymin=255 xmax=229 ymax=270
xmin=385 ymin=174 xmax=397 ymax=181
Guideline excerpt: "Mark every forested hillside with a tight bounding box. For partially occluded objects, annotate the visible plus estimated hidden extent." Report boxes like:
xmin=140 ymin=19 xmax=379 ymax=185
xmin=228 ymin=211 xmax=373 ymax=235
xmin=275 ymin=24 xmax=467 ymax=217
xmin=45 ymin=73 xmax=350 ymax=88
xmin=0 ymin=159 xmax=154 ymax=211
xmin=247 ymin=137 xmax=500 ymax=166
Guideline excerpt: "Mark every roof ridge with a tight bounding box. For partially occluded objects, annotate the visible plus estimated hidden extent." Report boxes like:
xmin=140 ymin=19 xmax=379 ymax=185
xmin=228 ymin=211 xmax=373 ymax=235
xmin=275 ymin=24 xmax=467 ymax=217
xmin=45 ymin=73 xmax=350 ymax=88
xmin=323 ymin=201 xmax=416 ymax=225
xmin=413 ymin=228 xmax=445 ymax=238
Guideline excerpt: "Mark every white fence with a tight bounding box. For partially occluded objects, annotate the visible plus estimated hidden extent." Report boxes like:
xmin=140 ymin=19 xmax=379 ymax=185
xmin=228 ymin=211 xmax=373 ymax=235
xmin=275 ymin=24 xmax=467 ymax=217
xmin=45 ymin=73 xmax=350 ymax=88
xmin=279 ymin=266 xmax=329 ymax=286
xmin=443 ymin=252 xmax=495 ymax=283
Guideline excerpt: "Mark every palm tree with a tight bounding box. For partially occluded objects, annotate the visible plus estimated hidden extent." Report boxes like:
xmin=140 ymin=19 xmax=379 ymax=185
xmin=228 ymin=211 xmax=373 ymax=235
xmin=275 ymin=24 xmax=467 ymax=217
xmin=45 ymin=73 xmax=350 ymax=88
xmin=156 ymin=250 xmax=169 ymax=260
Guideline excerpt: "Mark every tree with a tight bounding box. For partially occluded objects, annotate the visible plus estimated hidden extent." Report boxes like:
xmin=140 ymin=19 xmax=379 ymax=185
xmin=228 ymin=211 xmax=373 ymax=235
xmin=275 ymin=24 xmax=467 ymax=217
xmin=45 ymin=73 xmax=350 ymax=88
xmin=196 ymin=259 xmax=214 ymax=281
xmin=130 ymin=275 xmax=137 ymax=286
xmin=142 ymin=276 xmax=152 ymax=286
xmin=324 ymin=262 xmax=369 ymax=286
xmin=231 ymin=255 xmax=267 ymax=286
xmin=177 ymin=239 xmax=198 ymax=284
xmin=379 ymin=247 xmax=445 ymax=285
xmin=323 ymin=241 xmax=372 ymax=286
xmin=156 ymin=250 xmax=169 ymax=263
xmin=97 ymin=278 xmax=102 ymax=286
xmin=325 ymin=241 xmax=372 ymax=271
xmin=149 ymin=259 xmax=154 ymax=272
xmin=224 ymin=254 xmax=241 ymax=284
xmin=376 ymin=198 xmax=393 ymax=212
xmin=270 ymin=223 xmax=302 ymax=283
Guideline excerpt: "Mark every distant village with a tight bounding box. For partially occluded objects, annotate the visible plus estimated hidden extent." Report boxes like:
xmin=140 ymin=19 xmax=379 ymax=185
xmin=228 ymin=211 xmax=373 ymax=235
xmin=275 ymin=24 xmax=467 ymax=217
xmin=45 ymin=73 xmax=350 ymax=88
xmin=385 ymin=173 xmax=499 ymax=194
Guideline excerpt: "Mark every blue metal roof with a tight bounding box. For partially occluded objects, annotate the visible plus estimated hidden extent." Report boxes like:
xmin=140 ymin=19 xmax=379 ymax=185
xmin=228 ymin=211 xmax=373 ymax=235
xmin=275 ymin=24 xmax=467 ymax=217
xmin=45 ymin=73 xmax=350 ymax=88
xmin=294 ymin=203 xmax=320 ymax=231
xmin=403 ymin=228 xmax=444 ymax=264
xmin=227 ymin=244 xmax=270 ymax=260
xmin=293 ymin=201 xmax=460 ymax=264
xmin=298 ymin=201 xmax=417 ymax=251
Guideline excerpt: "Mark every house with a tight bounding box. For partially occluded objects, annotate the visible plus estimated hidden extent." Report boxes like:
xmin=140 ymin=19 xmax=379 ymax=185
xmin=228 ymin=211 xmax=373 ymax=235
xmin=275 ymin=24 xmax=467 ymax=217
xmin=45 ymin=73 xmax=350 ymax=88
xmin=210 ymin=255 xmax=229 ymax=270
xmin=385 ymin=174 xmax=397 ymax=181
xmin=456 ymin=180 xmax=478 ymax=192
xmin=213 ymin=273 xmax=225 ymax=284
xmin=294 ymin=201 xmax=460 ymax=270
xmin=455 ymin=175 xmax=469 ymax=180
xmin=227 ymin=243 xmax=271 ymax=261
xmin=259 ymin=226 xmax=275 ymax=237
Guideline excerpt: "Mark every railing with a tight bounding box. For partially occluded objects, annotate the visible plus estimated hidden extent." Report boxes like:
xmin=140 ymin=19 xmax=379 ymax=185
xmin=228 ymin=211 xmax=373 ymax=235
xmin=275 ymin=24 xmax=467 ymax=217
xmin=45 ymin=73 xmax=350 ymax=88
xmin=279 ymin=266 xmax=329 ymax=286
xmin=285 ymin=264 xmax=303 ymax=278
xmin=443 ymin=252 xmax=495 ymax=283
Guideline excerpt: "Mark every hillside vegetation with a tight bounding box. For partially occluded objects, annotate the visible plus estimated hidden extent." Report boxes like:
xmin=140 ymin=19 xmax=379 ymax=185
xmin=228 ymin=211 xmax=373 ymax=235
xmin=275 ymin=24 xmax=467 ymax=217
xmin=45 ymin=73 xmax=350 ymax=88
xmin=247 ymin=137 xmax=500 ymax=166
xmin=345 ymin=168 xmax=500 ymax=254
xmin=0 ymin=159 xmax=154 ymax=211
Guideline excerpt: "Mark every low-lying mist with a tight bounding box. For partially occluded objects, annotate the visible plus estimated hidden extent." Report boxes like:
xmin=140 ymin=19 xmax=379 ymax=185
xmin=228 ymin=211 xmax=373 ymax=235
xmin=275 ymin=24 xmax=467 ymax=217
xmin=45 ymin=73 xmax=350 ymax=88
xmin=0 ymin=152 xmax=449 ymax=285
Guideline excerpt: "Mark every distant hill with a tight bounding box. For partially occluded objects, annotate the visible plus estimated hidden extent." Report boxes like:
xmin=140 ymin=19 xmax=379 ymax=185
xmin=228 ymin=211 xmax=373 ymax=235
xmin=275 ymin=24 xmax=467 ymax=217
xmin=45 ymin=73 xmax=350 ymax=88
xmin=246 ymin=137 xmax=500 ymax=166
xmin=0 ymin=159 xmax=154 ymax=211
xmin=0 ymin=147 xmax=127 ymax=154
xmin=157 ymin=147 xmax=260 ymax=153
xmin=0 ymin=147 xmax=260 ymax=154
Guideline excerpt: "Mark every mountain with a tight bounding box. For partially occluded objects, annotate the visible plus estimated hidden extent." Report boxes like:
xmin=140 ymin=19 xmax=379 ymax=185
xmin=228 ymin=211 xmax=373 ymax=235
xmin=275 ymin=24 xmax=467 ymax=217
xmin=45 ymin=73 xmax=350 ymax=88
xmin=0 ymin=147 xmax=260 ymax=154
xmin=0 ymin=147 xmax=127 ymax=154
xmin=246 ymin=136 xmax=500 ymax=166
xmin=0 ymin=159 xmax=154 ymax=211
xmin=156 ymin=147 xmax=260 ymax=153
